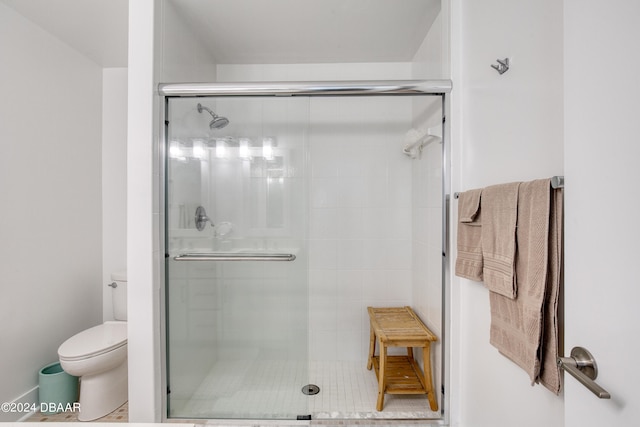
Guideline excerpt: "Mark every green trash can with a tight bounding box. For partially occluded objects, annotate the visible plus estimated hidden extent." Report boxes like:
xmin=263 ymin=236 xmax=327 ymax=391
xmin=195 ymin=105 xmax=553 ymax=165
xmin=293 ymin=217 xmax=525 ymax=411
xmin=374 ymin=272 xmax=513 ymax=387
xmin=38 ymin=362 xmax=78 ymax=414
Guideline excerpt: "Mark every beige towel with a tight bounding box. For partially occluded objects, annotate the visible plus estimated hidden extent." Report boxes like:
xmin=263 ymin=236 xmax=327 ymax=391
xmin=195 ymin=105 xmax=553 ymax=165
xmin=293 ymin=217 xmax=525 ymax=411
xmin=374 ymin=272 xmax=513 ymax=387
xmin=482 ymin=182 xmax=520 ymax=299
xmin=489 ymin=179 xmax=562 ymax=394
xmin=537 ymin=187 xmax=562 ymax=393
xmin=455 ymin=189 xmax=484 ymax=281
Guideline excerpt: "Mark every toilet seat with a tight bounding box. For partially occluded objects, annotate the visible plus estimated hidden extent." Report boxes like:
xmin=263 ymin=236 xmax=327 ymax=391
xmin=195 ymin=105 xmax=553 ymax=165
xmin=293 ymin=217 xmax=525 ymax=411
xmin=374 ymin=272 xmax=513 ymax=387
xmin=58 ymin=322 xmax=127 ymax=361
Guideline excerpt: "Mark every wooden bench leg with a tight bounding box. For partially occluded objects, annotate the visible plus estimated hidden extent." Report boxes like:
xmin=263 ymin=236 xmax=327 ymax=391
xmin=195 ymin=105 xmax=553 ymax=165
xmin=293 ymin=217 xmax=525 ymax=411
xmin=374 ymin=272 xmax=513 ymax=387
xmin=376 ymin=341 xmax=387 ymax=411
xmin=422 ymin=344 xmax=438 ymax=411
xmin=367 ymin=322 xmax=375 ymax=370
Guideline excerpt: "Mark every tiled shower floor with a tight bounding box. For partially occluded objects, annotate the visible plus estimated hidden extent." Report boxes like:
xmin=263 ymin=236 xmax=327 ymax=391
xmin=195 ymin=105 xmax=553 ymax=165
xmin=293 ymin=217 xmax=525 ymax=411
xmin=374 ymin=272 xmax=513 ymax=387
xmin=170 ymin=360 xmax=440 ymax=420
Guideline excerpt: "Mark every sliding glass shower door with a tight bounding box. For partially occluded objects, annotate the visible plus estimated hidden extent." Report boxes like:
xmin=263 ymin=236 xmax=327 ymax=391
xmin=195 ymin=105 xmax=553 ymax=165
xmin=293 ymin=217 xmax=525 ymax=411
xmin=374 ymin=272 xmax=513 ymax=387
xmin=165 ymin=96 xmax=310 ymax=419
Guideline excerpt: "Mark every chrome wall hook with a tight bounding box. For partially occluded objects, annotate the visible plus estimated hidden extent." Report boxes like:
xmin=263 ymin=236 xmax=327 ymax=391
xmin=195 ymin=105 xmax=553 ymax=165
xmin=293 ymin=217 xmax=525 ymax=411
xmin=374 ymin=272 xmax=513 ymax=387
xmin=491 ymin=58 xmax=510 ymax=75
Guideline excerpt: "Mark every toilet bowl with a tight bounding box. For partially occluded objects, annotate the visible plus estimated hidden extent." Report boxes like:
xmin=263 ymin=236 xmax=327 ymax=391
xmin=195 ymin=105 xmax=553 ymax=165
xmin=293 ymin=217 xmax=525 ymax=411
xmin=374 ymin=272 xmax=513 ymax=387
xmin=58 ymin=272 xmax=127 ymax=421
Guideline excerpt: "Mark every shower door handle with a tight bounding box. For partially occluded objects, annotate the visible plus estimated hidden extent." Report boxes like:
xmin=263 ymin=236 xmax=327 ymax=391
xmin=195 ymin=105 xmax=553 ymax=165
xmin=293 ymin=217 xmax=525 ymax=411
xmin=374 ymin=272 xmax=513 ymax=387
xmin=174 ymin=252 xmax=296 ymax=262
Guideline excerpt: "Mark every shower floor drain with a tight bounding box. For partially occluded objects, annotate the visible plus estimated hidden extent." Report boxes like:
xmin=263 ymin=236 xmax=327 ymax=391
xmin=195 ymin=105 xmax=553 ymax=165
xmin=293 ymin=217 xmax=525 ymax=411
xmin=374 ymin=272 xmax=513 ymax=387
xmin=302 ymin=384 xmax=320 ymax=395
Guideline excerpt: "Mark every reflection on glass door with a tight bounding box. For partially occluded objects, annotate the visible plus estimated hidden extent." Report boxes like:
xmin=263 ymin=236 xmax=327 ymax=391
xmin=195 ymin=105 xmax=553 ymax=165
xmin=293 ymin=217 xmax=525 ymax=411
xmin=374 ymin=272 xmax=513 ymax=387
xmin=165 ymin=97 xmax=310 ymax=419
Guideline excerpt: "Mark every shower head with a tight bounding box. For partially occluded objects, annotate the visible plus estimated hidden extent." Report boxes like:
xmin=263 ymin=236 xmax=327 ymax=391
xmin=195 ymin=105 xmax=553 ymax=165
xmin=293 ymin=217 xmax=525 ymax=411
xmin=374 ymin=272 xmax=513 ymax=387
xmin=197 ymin=103 xmax=229 ymax=129
xmin=209 ymin=115 xmax=229 ymax=129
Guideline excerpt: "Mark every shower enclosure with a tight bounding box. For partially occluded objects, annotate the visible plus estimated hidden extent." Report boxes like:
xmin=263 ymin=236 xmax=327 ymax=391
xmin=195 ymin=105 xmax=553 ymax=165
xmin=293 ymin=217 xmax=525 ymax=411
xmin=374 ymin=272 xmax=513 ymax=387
xmin=162 ymin=80 xmax=451 ymax=421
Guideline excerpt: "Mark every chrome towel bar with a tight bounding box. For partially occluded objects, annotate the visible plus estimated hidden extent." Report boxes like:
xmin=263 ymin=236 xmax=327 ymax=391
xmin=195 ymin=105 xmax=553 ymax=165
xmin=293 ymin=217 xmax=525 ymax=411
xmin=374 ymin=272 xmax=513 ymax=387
xmin=453 ymin=175 xmax=564 ymax=199
xmin=174 ymin=252 xmax=296 ymax=262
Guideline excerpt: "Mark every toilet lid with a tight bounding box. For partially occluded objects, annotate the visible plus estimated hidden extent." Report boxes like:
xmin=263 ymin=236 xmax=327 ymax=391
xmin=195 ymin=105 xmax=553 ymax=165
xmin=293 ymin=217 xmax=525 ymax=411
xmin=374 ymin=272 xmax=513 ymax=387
xmin=58 ymin=322 xmax=127 ymax=360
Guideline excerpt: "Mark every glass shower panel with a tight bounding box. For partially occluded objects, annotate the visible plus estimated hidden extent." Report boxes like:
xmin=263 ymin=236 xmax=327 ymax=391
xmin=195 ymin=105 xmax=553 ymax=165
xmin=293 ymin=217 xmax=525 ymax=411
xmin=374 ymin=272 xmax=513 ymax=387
xmin=165 ymin=96 xmax=310 ymax=420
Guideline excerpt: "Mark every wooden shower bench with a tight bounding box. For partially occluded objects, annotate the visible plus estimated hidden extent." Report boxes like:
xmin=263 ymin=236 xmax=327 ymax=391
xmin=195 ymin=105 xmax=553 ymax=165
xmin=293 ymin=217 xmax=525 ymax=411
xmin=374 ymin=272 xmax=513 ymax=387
xmin=366 ymin=306 xmax=438 ymax=412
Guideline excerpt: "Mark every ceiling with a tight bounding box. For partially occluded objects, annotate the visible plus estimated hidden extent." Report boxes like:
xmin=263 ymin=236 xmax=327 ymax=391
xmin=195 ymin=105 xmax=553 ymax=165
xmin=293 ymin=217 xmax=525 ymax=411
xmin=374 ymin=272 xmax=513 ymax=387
xmin=1 ymin=0 xmax=440 ymax=67
xmin=170 ymin=0 xmax=441 ymax=64
xmin=1 ymin=0 xmax=129 ymax=67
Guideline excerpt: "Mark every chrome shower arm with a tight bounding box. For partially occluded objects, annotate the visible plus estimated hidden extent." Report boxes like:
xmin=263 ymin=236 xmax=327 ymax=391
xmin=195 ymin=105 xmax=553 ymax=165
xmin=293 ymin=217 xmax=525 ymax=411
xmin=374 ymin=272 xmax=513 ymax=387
xmin=197 ymin=103 xmax=215 ymax=117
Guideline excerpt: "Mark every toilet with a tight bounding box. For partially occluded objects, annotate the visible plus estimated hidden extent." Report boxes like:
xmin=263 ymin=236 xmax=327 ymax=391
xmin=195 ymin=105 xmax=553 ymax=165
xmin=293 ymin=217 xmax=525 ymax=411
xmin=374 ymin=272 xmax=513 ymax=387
xmin=58 ymin=272 xmax=127 ymax=421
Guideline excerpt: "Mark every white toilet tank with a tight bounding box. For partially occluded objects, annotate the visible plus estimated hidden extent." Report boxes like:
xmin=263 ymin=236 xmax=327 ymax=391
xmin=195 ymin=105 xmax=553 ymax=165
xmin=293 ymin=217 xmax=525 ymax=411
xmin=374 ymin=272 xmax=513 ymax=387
xmin=111 ymin=271 xmax=127 ymax=321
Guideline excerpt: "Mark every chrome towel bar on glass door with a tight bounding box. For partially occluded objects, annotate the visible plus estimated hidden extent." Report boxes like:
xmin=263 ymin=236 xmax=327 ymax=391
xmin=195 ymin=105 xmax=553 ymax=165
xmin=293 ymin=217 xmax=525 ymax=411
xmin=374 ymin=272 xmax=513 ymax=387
xmin=174 ymin=253 xmax=296 ymax=262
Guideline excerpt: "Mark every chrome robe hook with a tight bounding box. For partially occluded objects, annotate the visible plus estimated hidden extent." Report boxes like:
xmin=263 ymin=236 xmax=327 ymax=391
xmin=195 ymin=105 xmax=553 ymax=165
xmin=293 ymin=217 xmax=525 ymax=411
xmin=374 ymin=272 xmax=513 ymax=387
xmin=491 ymin=58 xmax=510 ymax=75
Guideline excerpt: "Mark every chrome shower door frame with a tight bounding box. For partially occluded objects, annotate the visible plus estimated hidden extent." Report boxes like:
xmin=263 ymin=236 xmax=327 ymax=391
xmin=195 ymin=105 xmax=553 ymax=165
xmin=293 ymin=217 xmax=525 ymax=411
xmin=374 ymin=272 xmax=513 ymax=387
xmin=159 ymin=79 xmax=453 ymax=424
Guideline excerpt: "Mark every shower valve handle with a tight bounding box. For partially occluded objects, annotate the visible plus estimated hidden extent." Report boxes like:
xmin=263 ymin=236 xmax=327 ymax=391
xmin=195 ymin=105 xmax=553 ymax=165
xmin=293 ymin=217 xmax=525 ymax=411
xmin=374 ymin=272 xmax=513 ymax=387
xmin=195 ymin=206 xmax=213 ymax=231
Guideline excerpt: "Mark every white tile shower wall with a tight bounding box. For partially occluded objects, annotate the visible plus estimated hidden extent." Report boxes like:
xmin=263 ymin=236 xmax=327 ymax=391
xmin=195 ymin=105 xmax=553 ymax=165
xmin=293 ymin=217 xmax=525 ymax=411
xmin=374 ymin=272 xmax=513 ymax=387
xmin=409 ymin=133 xmax=443 ymax=408
xmin=309 ymin=96 xmax=414 ymax=362
xmin=166 ymin=94 xmax=311 ymax=399
xmin=409 ymin=116 xmax=442 ymax=335
xmin=216 ymin=62 xmax=417 ymax=363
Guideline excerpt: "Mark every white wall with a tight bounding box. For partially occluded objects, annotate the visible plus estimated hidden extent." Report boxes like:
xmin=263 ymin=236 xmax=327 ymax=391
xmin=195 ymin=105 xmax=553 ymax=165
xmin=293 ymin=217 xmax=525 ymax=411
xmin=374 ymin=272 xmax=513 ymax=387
xmin=413 ymin=9 xmax=445 ymax=81
xmin=127 ymin=0 xmax=161 ymax=421
xmin=451 ymin=0 xmax=565 ymax=426
xmin=161 ymin=0 xmax=217 ymax=82
xmin=102 ymin=68 xmax=128 ymax=320
xmin=0 ymin=2 xmax=103 ymax=419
